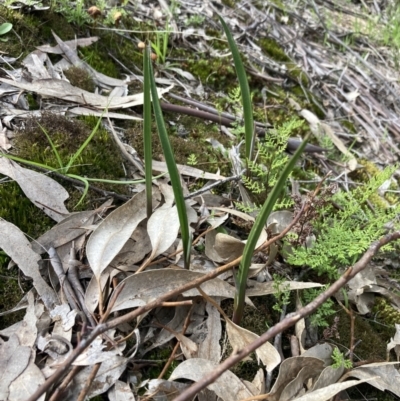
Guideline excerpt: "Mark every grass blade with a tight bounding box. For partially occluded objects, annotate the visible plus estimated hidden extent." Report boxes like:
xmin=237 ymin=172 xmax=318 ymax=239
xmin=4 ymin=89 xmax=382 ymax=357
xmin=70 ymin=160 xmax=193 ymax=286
xmin=37 ymin=123 xmax=64 ymax=172
xmin=232 ymin=134 xmax=310 ymax=324
xmin=143 ymin=44 xmax=153 ymax=218
xmin=65 ymin=112 xmax=104 ymax=172
xmin=148 ymin=54 xmax=192 ymax=269
xmin=219 ymin=15 xmax=255 ymax=160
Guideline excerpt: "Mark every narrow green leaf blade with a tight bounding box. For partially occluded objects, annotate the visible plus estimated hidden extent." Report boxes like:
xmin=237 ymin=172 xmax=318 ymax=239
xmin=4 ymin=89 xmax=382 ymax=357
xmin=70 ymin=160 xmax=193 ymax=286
xmin=233 ymin=134 xmax=310 ymax=324
xmin=219 ymin=15 xmax=254 ymax=160
xmin=143 ymin=44 xmax=153 ymax=218
xmin=148 ymin=58 xmax=192 ymax=268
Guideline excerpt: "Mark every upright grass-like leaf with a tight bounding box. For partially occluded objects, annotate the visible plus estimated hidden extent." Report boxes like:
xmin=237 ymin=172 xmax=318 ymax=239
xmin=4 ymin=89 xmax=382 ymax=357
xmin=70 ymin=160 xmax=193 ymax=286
xmin=232 ymin=134 xmax=310 ymax=325
xmin=148 ymin=50 xmax=192 ymax=269
xmin=65 ymin=113 xmax=104 ymax=171
xmin=219 ymin=15 xmax=254 ymax=160
xmin=143 ymin=44 xmax=153 ymax=218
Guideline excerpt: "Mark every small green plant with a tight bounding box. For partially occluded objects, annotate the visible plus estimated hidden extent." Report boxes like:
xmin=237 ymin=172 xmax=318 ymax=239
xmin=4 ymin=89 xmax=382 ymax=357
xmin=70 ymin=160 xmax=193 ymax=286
xmin=243 ymin=118 xmax=304 ymax=197
xmin=287 ymin=165 xmax=400 ymax=278
xmin=0 ymin=23 xmax=12 ymax=42
xmin=303 ymin=287 xmax=336 ymax=328
xmin=145 ymin=45 xmax=192 ymax=269
xmin=331 ymin=347 xmax=352 ymax=369
xmin=184 ymin=15 xmax=205 ymax=27
xmin=187 ymin=154 xmax=198 ymax=166
xmin=272 ymin=274 xmax=291 ymax=313
xmin=54 ymin=0 xmax=91 ymax=26
xmin=218 ymin=14 xmax=309 ymax=325
xmin=151 ymin=22 xmax=171 ymax=64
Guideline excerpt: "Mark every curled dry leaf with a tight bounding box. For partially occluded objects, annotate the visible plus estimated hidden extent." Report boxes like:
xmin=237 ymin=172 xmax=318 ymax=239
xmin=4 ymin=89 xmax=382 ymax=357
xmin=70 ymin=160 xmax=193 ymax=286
xmin=343 ymin=362 xmax=400 ymax=396
xmin=291 ymin=378 xmax=374 ymax=401
xmin=387 ymin=323 xmax=400 ymax=361
xmin=225 ymin=317 xmax=281 ymax=372
xmin=169 ymin=358 xmax=255 ymax=401
xmin=86 ymin=190 xmax=150 ymax=280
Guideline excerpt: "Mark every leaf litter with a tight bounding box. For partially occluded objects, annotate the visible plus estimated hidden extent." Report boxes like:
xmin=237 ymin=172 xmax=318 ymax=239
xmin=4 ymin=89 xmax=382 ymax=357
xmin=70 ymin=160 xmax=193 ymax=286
xmin=1 ymin=0 xmax=400 ymax=400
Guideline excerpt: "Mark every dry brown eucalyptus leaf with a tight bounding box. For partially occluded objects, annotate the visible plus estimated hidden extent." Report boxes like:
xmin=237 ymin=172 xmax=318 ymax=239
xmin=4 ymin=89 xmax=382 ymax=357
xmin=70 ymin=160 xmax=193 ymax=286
xmin=86 ymin=190 xmax=150 ymax=280
xmin=8 ymin=352 xmax=46 ymax=401
xmin=0 ymin=157 xmax=69 ymax=222
xmin=110 ymin=269 xmax=239 ymax=313
xmin=0 ymin=335 xmax=31 ymax=400
xmin=0 ymin=220 xmax=59 ymax=310
xmin=169 ymin=358 xmax=255 ymax=401
xmin=147 ymin=204 xmax=180 ymax=261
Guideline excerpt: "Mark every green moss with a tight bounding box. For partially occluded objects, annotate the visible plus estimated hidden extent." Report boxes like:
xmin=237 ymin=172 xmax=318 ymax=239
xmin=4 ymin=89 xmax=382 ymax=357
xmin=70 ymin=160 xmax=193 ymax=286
xmin=10 ymin=113 xmax=129 ymax=212
xmin=373 ymin=297 xmax=400 ymax=326
xmin=186 ymin=57 xmax=237 ymax=91
xmin=64 ymin=66 xmax=95 ymax=92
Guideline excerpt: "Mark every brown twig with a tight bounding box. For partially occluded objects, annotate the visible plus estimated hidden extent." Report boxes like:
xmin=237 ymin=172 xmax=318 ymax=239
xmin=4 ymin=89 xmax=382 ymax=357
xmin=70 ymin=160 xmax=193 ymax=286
xmin=157 ymin=303 xmax=194 ymax=380
xmin=76 ymin=363 xmax=101 ymax=401
xmin=47 ymin=365 xmax=83 ymax=401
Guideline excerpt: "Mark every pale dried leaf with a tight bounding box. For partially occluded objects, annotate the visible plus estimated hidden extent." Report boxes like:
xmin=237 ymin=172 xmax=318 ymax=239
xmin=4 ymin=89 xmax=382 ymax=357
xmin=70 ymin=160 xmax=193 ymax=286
xmin=68 ymin=106 xmax=142 ymax=120
xmin=32 ymin=208 xmax=102 ymax=254
xmin=252 ymin=369 xmax=265 ymax=394
xmin=300 ymin=109 xmax=357 ymax=171
xmin=86 ymin=190 xmax=148 ymax=280
xmin=152 ymin=160 xmax=225 ymax=180
xmin=8 ymin=352 xmax=45 ymax=401
xmin=198 ymin=302 xmax=222 ymax=363
xmin=37 ymin=37 xmax=99 ymax=54
xmin=0 ymin=220 xmax=59 ymax=310
xmin=345 ymin=362 xmax=400 ymax=396
xmin=292 ymin=378 xmax=373 ymax=401
xmin=0 ymin=78 xmax=172 ymax=110
xmin=267 ymin=210 xmax=294 ymax=235
xmin=66 ymin=356 xmax=127 ymax=400
xmin=0 ymin=335 xmax=31 ymax=400
xmin=147 ymin=205 xmax=180 ymax=261
xmin=387 ymin=323 xmax=400 ymax=360
xmin=269 ymin=357 xmax=325 ymax=400
xmin=111 ymin=269 xmax=239 ymax=313
xmin=111 ymin=225 xmax=152 ymax=267
xmin=17 ymin=291 xmax=38 ymax=347
xmin=0 ymin=158 xmax=69 ymax=222
xmin=169 ymin=358 xmax=255 ymax=401
xmin=225 ymin=318 xmax=281 ymax=372
xmin=73 ymin=336 xmax=124 ymax=366
xmin=245 ymin=280 xmax=323 ymax=297
xmin=108 ymin=380 xmax=135 ymax=401
xmin=145 ymin=379 xmax=191 ymax=400
xmin=213 ymin=233 xmax=245 ymax=262
xmin=311 ymin=365 xmax=345 ymax=391
xmin=84 ymin=271 xmax=111 ymax=314
xmin=50 ymin=304 xmax=77 ymax=332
